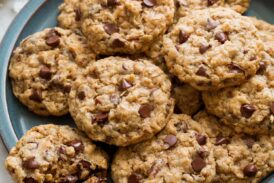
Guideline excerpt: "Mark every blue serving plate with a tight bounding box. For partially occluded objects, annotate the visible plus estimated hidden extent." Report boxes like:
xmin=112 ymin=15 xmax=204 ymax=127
xmin=0 ymin=0 xmax=273 ymax=182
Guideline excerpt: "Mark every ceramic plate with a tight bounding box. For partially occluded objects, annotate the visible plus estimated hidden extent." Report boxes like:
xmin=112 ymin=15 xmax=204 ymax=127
xmin=0 ymin=0 xmax=273 ymax=182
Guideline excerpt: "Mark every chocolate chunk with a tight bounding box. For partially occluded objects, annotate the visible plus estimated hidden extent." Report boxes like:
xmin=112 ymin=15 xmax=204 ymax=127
xmin=215 ymin=136 xmax=230 ymax=145
xmin=191 ymin=156 xmax=206 ymax=172
xmin=174 ymin=121 xmax=188 ymax=132
xmin=60 ymin=175 xmax=78 ymax=183
xmin=111 ymin=38 xmax=125 ymax=48
xmin=107 ymin=0 xmax=118 ymax=6
xmin=257 ymin=62 xmax=266 ymax=74
xmin=215 ymin=32 xmax=228 ymax=44
xmin=179 ymin=30 xmax=190 ymax=44
xmin=104 ymin=23 xmax=119 ymax=35
xmin=77 ymin=91 xmax=86 ymax=100
xmin=22 ymin=157 xmax=40 ymax=170
xmin=29 ymin=89 xmax=42 ymax=102
xmin=143 ymin=0 xmax=156 ymax=7
xmin=138 ymin=104 xmax=154 ymax=118
xmin=39 ymin=66 xmax=52 ymax=80
xmin=270 ymin=102 xmax=274 ymax=114
xmin=119 ymin=79 xmax=132 ymax=91
xmin=240 ymin=104 xmax=256 ymax=118
xmin=63 ymin=85 xmax=72 ymax=93
xmin=207 ymin=0 xmax=217 ymax=6
xmin=229 ymin=63 xmax=244 ymax=73
xmin=74 ymin=8 xmax=82 ymax=21
xmin=23 ymin=177 xmax=38 ymax=183
xmin=128 ymin=173 xmax=141 ymax=183
xmin=164 ymin=135 xmax=177 ymax=147
xmin=242 ymin=136 xmax=255 ymax=148
xmin=93 ymin=112 xmax=109 ymax=123
xmin=46 ymin=33 xmax=60 ymax=47
xmin=196 ymin=134 xmax=207 ymax=145
xmin=196 ymin=66 xmax=208 ymax=77
xmin=67 ymin=140 xmax=84 ymax=153
xmin=199 ymin=44 xmax=211 ymax=54
xmin=206 ymin=18 xmax=218 ymax=30
xmin=80 ymin=160 xmax=91 ymax=169
xmin=243 ymin=164 xmax=257 ymax=177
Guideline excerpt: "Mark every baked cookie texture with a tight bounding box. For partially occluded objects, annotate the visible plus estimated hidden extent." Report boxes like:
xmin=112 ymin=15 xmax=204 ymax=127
xmin=76 ymin=0 xmax=175 ymax=54
xmin=111 ymin=114 xmax=216 ymax=183
xmin=163 ymin=8 xmax=263 ymax=91
xmin=194 ymin=112 xmax=274 ymax=183
xmin=173 ymin=84 xmax=202 ymax=115
xmin=202 ymin=19 xmax=274 ymax=135
xmin=69 ymin=57 xmax=174 ymax=146
xmin=5 ymin=124 xmax=108 ymax=183
xmin=9 ymin=27 xmax=96 ymax=116
xmin=175 ymin=0 xmax=250 ymax=20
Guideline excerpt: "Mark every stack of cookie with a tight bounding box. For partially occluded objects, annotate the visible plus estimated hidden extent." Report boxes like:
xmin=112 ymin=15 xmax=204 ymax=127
xmin=5 ymin=0 xmax=273 ymax=182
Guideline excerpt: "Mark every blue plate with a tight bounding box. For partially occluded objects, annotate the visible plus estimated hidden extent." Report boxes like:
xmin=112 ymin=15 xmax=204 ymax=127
xmin=0 ymin=0 xmax=273 ymax=182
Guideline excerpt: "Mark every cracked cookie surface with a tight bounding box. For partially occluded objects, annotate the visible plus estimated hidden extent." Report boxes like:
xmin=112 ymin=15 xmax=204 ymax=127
xmin=9 ymin=28 xmax=96 ymax=116
xmin=5 ymin=124 xmax=108 ymax=183
xmin=111 ymin=114 xmax=216 ymax=183
xmin=163 ymin=8 xmax=263 ymax=91
xmin=69 ymin=57 xmax=174 ymax=146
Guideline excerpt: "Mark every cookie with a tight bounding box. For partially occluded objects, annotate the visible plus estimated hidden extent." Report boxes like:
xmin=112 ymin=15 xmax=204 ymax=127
xmin=202 ymin=19 xmax=274 ymax=134
xmin=74 ymin=0 xmax=175 ymax=54
xmin=163 ymin=8 xmax=263 ymax=91
xmin=111 ymin=114 xmax=216 ymax=183
xmin=5 ymin=124 xmax=108 ymax=183
xmin=175 ymin=0 xmax=250 ymax=20
xmin=194 ymin=111 xmax=274 ymax=183
xmin=69 ymin=57 xmax=174 ymax=146
xmin=173 ymin=83 xmax=203 ymax=115
xmin=9 ymin=28 xmax=96 ymax=116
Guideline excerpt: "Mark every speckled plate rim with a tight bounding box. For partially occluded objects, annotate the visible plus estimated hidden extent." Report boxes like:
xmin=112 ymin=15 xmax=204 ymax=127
xmin=0 ymin=0 xmax=46 ymax=151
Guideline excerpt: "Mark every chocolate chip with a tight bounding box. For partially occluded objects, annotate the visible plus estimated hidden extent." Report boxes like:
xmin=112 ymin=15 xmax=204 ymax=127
xmin=111 ymin=38 xmax=125 ymax=48
xmin=63 ymin=85 xmax=72 ymax=93
xmin=104 ymin=23 xmax=119 ymax=35
xmin=77 ymin=91 xmax=85 ymax=100
xmin=22 ymin=157 xmax=40 ymax=170
xmin=74 ymin=8 xmax=82 ymax=21
xmin=249 ymin=55 xmax=257 ymax=61
xmin=128 ymin=173 xmax=141 ymax=183
xmin=29 ymin=89 xmax=42 ymax=102
xmin=142 ymin=0 xmax=156 ymax=7
xmin=196 ymin=66 xmax=208 ymax=77
xmin=80 ymin=160 xmax=91 ymax=169
xmin=215 ymin=32 xmax=228 ymax=44
xmin=93 ymin=170 xmax=108 ymax=181
xmin=206 ymin=18 xmax=219 ymax=30
xmin=107 ymin=0 xmax=118 ymax=6
xmin=270 ymin=102 xmax=274 ymax=114
xmin=240 ymin=104 xmax=256 ymax=118
xmin=39 ymin=66 xmax=52 ymax=80
xmin=179 ymin=30 xmax=190 ymax=44
xmin=196 ymin=134 xmax=207 ymax=145
xmin=191 ymin=156 xmax=206 ymax=172
xmin=207 ymin=0 xmax=217 ymax=6
xmin=243 ymin=50 xmax=249 ymax=54
xmin=92 ymin=112 xmax=109 ymax=123
xmin=46 ymin=33 xmax=60 ymax=47
xmin=59 ymin=146 xmax=66 ymax=154
xmin=60 ymin=175 xmax=78 ymax=183
xmin=199 ymin=44 xmax=211 ymax=54
xmin=67 ymin=140 xmax=84 ymax=153
xmin=119 ymin=79 xmax=132 ymax=91
xmin=164 ymin=135 xmax=177 ymax=147
xmin=174 ymin=121 xmax=188 ymax=132
xmin=229 ymin=63 xmax=244 ymax=73
xmin=242 ymin=136 xmax=255 ymax=148
xmin=243 ymin=164 xmax=257 ymax=177
xmin=215 ymin=136 xmax=230 ymax=145
xmin=197 ymin=148 xmax=209 ymax=159
xmin=138 ymin=104 xmax=154 ymax=118
xmin=23 ymin=177 xmax=38 ymax=183
xmin=257 ymin=62 xmax=266 ymax=74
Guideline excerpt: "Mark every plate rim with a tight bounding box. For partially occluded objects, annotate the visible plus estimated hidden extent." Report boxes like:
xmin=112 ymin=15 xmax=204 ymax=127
xmin=0 ymin=0 xmax=46 ymax=151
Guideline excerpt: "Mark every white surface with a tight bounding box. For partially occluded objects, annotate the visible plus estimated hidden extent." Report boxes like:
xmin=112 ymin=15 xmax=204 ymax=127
xmin=0 ymin=1 xmax=27 ymax=182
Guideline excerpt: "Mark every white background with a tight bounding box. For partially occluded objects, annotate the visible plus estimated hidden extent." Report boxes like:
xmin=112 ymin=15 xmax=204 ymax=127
xmin=0 ymin=0 xmax=28 ymax=182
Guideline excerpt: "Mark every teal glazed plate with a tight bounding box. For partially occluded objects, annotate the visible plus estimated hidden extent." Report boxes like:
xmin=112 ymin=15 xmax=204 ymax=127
xmin=0 ymin=0 xmax=273 ymax=182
